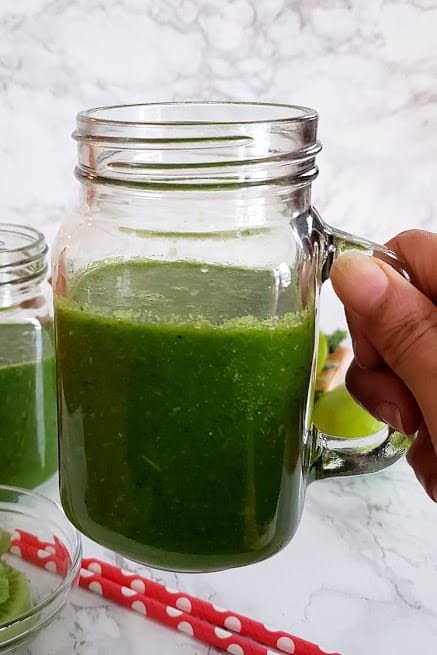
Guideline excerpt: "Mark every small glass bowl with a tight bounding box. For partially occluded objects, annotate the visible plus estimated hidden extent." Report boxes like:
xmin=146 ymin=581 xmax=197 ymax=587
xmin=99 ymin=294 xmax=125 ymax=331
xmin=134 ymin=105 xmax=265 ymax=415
xmin=0 ymin=485 xmax=82 ymax=653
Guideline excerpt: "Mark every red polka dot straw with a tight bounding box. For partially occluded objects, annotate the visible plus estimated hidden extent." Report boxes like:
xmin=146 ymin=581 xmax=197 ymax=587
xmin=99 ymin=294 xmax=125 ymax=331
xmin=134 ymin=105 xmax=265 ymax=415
xmin=10 ymin=530 xmax=342 ymax=655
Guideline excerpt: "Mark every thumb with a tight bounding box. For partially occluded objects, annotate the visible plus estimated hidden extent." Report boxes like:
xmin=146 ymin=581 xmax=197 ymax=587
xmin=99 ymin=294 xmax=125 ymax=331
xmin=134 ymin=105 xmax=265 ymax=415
xmin=330 ymin=251 xmax=437 ymax=440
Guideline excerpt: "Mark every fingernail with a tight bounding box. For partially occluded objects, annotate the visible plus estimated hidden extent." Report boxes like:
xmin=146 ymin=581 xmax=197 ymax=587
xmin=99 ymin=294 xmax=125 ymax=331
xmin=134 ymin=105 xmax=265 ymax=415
xmin=375 ymin=402 xmax=405 ymax=434
xmin=331 ymin=252 xmax=389 ymax=314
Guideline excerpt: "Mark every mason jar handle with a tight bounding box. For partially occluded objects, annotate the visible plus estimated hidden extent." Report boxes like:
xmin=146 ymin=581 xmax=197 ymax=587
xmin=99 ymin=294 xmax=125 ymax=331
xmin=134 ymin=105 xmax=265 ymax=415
xmin=308 ymin=208 xmax=413 ymax=482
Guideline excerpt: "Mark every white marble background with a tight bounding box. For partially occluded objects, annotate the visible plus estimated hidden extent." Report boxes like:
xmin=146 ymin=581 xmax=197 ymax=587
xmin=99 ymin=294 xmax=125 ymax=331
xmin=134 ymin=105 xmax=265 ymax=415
xmin=1 ymin=1 xmax=437 ymax=654
xmin=1 ymin=0 xmax=437 ymax=244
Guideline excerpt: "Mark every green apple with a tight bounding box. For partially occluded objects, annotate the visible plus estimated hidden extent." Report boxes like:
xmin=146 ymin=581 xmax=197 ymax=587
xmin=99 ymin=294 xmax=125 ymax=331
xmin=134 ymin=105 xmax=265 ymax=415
xmin=313 ymin=383 xmax=384 ymax=438
xmin=316 ymin=331 xmax=328 ymax=374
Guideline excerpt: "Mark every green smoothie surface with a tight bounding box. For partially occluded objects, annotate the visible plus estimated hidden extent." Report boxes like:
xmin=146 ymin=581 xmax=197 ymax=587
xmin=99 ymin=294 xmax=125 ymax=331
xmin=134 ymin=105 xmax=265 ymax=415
xmin=56 ymin=260 xmax=314 ymax=570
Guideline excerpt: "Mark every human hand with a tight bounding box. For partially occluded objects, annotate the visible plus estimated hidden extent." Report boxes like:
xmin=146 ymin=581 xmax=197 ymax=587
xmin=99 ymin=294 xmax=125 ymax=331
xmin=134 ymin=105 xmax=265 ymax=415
xmin=330 ymin=229 xmax=437 ymax=502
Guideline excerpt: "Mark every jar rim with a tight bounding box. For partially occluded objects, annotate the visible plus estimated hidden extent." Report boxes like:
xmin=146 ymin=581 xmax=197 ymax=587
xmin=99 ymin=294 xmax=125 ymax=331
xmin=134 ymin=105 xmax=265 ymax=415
xmin=0 ymin=224 xmax=48 ymax=286
xmin=0 ymin=223 xmax=46 ymax=256
xmin=75 ymin=101 xmax=318 ymax=128
xmin=73 ymin=101 xmax=321 ymax=187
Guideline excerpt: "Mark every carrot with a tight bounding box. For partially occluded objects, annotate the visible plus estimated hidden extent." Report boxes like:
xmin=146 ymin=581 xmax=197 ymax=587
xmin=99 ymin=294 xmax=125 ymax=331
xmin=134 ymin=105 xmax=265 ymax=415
xmin=315 ymin=336 xmax=350 ymax=393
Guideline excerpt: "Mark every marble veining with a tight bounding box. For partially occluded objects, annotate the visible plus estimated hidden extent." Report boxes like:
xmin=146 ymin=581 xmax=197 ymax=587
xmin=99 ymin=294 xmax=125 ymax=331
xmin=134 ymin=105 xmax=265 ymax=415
xmin=29 ymin=463 xmax=437 ymax=655
xmin=1 ymin=1 xmax=437 ymax=653
xmin=1 ymin=0 xmax=437 ymax=244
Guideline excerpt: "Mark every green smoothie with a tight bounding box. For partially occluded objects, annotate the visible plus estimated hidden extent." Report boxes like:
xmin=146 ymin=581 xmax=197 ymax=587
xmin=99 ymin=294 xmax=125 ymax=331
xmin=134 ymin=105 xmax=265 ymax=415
xmin=55 ymin=260 xmax=314 ymax=570
xmin=0 ymin=324 xmax=58 ymax=488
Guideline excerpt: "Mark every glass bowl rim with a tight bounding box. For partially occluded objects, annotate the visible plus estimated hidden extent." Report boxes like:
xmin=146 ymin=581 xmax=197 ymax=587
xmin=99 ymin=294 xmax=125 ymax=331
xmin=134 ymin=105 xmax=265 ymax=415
xmin=0 ymin=484 xmax=82 ymax=631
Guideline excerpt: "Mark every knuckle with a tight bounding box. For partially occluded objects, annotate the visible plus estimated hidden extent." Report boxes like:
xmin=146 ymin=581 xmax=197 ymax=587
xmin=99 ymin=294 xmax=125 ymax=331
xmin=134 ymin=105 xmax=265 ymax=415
xmin=379 ymin=305 xmax=437 ymax=373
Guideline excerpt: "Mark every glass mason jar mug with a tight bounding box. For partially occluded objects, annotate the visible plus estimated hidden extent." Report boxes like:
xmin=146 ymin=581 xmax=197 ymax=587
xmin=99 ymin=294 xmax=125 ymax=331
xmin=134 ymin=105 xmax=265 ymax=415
xmin=53 ymin=102 xmax=410 ymax=572
xmin=0 ymin=224 xmax=58 ymax=489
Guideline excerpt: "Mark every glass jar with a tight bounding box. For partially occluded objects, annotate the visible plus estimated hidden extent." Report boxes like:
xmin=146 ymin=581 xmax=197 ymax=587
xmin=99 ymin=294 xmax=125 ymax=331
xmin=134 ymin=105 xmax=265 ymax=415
xmin=53 ymin=102 xmax=409 ymax=571
xmin=0 ymin=224 xmax=58 ymax=488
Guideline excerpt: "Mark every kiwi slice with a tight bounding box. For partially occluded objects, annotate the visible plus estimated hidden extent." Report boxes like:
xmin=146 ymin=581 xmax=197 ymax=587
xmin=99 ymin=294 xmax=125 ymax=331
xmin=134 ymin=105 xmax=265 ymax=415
xmin=0 ymin=572 xmax=8 ymax=604
xmin=0 ymin=529 xmax=10 ymax=557
xmin=0 ymin=528 xmax=34 ymax=644
xmin=0 ymin=530 xmax=10 ymax=605
xmin=0 ymin=561 xmax=33 ymax=621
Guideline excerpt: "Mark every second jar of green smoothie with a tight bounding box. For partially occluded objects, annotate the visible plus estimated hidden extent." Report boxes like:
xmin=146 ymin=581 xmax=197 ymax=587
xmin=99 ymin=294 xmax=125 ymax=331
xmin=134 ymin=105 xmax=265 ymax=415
xmin=0 ymin=224 xmax=58 ymax=489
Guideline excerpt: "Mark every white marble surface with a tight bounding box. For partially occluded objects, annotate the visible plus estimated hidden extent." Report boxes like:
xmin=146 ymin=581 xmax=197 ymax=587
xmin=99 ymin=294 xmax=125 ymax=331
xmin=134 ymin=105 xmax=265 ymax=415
xmin=28 ymin=463 xmax=437 ymax=655
xmin=1 ymin=0 xmax=437 ymax=653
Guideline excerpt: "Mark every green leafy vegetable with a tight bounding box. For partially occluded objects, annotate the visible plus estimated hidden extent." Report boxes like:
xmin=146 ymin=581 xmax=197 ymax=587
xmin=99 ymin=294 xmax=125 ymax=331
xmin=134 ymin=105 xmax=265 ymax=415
xmin=326 ymin=329 xmax=347 ymax=354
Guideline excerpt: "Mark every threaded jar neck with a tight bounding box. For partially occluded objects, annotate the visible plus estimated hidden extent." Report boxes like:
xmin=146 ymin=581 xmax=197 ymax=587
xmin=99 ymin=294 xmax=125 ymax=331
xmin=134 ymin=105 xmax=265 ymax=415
xmin=0 ymin=224 xmax=48 ymax=288
xmin=73 ymin=101 xmax=321 ymax=189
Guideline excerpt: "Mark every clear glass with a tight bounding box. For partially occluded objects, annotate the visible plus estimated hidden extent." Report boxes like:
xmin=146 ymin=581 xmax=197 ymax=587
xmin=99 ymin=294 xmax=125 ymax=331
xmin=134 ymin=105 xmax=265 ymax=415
xmin=0 ymin=485 xmax=81 ymax=653
xmin=0 ymin=225 xmax=58 ymax=489
xmin=53 ymin=102 xmax=410 ymax=572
